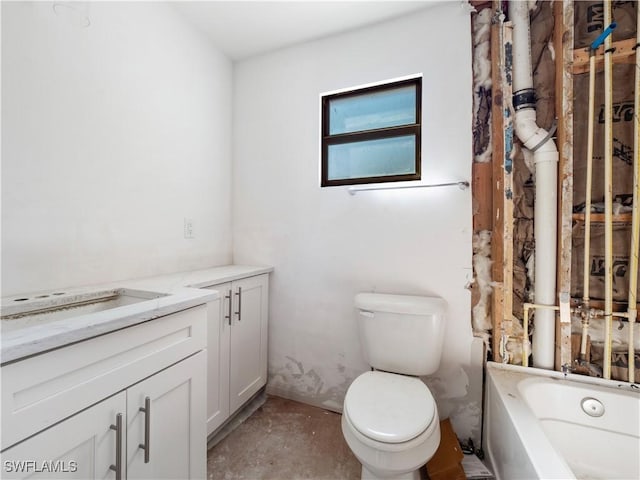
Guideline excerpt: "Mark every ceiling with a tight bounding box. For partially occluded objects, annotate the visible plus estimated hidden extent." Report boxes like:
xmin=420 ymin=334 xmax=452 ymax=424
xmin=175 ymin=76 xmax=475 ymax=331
xmin=170 ymin=1 xmax=443 ymax=61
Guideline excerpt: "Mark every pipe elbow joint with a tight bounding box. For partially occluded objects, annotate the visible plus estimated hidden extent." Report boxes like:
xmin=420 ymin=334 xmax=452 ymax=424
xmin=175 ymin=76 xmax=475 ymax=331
xmin=514 ymin=111 xmax=558 ymax=161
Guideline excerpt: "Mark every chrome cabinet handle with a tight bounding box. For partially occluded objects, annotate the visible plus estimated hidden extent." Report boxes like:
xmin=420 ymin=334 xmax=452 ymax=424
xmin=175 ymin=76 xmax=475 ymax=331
xmin=235 ymin=287 xmax=242 ymax=321
xmin=138 ymin=396 xmax=151 ymax=463
xmin=109 ymin=413 xmax=123 ymax=480
xmin=225 ymin=289 xmax=232 ymax=326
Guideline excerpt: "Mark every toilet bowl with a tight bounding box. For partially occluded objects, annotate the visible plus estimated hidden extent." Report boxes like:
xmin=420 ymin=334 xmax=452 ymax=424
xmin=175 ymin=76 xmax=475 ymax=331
xmin=342 ymin=293 xmax=447 ymax=480
xmin=341 ymin=371 xmax=441 ymax=480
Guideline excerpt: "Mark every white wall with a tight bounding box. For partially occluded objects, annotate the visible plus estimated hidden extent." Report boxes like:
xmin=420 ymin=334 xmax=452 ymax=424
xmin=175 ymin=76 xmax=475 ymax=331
xmin=2 ymin=0 xmax=482 ymax=443
xmin=1 ymin=1 xmax=232 ymax=295
xmin=233 ymin=3 xmax=482 ymax=442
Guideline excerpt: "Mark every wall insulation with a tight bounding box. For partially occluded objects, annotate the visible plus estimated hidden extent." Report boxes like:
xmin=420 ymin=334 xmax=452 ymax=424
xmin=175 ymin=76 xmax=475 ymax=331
xmin=571 ymin=0 xmax=639 ymax=380
xmin=471 ymin=6 xmax=493 ymax=353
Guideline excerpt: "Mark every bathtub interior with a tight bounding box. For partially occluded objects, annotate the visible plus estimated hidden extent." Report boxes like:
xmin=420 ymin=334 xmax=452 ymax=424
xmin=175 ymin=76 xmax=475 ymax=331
xmin=518 ymin=377 xmax=640 ymax=480
xmin=483 ymin=363 xmax=640 ymax=480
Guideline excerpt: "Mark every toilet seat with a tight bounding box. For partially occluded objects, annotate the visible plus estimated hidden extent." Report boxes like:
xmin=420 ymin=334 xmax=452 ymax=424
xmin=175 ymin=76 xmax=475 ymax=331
xmin=343 ymin=371 xmax=436 ymax=444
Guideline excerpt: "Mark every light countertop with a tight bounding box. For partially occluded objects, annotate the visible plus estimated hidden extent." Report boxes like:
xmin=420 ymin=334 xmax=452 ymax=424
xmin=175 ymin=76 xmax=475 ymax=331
xmin=120 ymin=264 xmax=274 ymax=291
xmin=1 ymin=265 xmax=273 ymax=365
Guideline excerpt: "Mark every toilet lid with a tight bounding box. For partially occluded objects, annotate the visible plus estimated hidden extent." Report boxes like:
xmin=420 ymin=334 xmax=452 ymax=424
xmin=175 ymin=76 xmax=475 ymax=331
xmin=344 ymin=371 xmax=436 ymax=444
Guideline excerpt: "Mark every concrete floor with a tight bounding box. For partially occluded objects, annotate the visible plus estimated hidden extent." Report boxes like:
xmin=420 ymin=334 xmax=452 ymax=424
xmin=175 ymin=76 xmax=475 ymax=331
xmin=207 ymin=395 xmax=361 ymax=480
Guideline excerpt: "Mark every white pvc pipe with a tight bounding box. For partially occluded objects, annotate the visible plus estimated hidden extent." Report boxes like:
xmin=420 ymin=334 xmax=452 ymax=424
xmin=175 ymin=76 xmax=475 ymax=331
xmin=511 ymin=1 xmax=559 ymax=370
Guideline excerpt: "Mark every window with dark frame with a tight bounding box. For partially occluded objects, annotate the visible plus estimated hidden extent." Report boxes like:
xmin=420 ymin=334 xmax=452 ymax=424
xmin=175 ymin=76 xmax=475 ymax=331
xmin=321 ymin=77 xmax=422 ymax=187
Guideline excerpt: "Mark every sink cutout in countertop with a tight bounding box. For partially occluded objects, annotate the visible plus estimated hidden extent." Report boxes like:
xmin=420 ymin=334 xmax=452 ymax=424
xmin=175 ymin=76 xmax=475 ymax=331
xmin=1 ymin=288 xmax=168 ymax=333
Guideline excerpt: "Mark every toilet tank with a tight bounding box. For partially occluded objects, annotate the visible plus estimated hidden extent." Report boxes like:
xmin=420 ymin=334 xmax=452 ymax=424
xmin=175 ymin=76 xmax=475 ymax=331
xmin=354 ymin=293 xmax=447 ymax=376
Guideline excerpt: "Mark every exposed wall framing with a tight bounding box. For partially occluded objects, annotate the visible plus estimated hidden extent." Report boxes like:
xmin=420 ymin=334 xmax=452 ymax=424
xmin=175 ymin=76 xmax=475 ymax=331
xmin=483 ymin=0 xmax=639 ymax=379
xmin=487 ymin=0 xmax=574 ymax=369
xmin=490 ymin=8 xmax=515 ymax=363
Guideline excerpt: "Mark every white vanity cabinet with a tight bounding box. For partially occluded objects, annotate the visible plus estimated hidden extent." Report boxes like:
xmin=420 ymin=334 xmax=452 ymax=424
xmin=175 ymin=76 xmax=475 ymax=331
xmin=1 ymin=305 xmax=207 ymax=480
xmin=205 ymin=274 xmax=269 ymax=435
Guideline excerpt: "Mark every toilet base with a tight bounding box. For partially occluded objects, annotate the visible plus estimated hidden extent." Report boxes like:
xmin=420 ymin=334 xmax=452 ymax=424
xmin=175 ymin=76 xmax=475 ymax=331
xmin=361 ymin=464 xmax=422 ymax=480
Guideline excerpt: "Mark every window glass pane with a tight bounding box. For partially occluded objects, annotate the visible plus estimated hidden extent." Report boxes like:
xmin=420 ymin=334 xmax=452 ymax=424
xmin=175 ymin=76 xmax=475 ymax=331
xmin=329 ymin=85 xmax=416 ymax=135
xmin=327 ymin=135 xmax=416 ymax=181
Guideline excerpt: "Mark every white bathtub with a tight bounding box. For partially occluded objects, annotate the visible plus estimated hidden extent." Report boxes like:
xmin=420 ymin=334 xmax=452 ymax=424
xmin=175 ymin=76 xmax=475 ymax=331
xmin=483 ymin=362 xmax=640 ymax=480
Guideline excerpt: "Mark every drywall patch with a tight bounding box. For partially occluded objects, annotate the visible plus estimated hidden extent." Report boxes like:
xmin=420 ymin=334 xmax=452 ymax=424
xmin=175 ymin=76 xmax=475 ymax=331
xmin=268 ymin=357 xmax=356 ymax=412
xmin=270 ymin=347 xmax=484 ymax=446
xmin=284 ymin=356 xmax=305 ymax=377
xmin=424 ymin=364 xmax=469 ymax=400
xmin=424 ymin=363 xmax=482 ymax=446
xmin=448 ymin=400 xmax=482 ymax=446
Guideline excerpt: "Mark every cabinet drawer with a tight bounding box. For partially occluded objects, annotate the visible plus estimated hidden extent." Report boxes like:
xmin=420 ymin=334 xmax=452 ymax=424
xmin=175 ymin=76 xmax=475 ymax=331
xmin=1 ymin=305 xmax=206 ymax=451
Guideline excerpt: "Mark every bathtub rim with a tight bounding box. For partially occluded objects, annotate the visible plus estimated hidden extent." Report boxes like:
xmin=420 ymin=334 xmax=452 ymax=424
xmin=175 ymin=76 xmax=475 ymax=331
xmin=488 ymin=361 xmax=640 ymax=392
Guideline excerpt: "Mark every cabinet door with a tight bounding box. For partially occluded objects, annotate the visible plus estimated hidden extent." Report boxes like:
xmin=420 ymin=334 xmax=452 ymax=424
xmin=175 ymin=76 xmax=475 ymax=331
xmin=126 ymin=351 xmax=206 ymax=480
xmin=204 ymin=283 xmax=231 ymax=436
xmin=1 ymin=392 xmax=126 ymax=480
xmin=229 ymin=274 xmax=269 ymax=414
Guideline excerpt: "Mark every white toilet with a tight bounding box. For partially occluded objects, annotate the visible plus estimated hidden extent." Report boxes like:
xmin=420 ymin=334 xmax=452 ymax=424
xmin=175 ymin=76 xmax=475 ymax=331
xmin=341 ymin=293 xmax=447 ymax=480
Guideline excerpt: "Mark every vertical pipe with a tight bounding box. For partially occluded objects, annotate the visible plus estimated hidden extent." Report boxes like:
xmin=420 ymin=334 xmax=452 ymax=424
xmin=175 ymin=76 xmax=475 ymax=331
xmin=583 ymin=56 xmax=596 ymax=305
xmin=580 ymin=309 xmax=590 ymax=359
xmin=511 ymin=1 xmax=559 ymax=370
xmin=603 ymin=0 xmax=614 ymax=380
xmin=628 ymin=3 xmax=640 ymax=384
xmin=582 ymin=21 xmax=617 ymax=362
xmin=581 ymin=52 xmax=597 ymax=360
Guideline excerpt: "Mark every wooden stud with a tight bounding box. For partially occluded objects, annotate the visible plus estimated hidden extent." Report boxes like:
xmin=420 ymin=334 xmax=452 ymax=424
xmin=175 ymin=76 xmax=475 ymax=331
xmin=490 ymin=5 xmax=515 ymax=362
xmin=572 ymin=213 xmax=633 ymax=223
xmin=502 ymin=22 xmax=514 ymax=344
xmin=555 ymin=0 xmax=575 ymax=371
xmin=473 ymin=162 xmax=493 ymax=232
xmin=491 ymin=16 xmax=505 ymax=287
xmin=572 ymin=38 xmax=638 ymax=74
xmin=490 ymin=6 xmax=505 ymax=362
xmin=492 ymin=287 xmax=505 ymax=361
